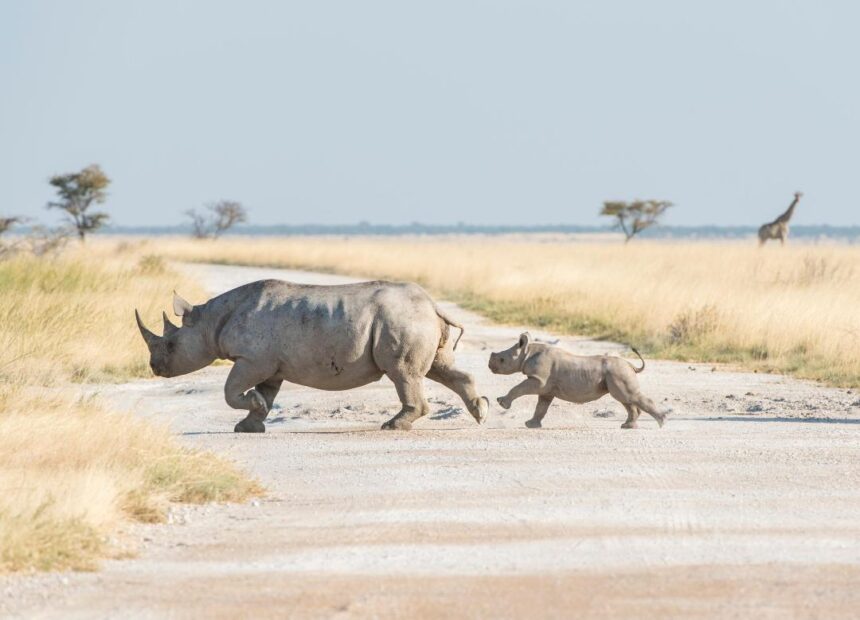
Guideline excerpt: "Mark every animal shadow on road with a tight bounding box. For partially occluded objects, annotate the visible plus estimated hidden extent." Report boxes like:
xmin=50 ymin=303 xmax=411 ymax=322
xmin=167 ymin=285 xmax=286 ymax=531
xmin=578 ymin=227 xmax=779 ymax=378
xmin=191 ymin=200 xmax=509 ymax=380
xmin=430 ymin=406 xmax=463 ymax=420
xmin=701 ymin=416 xmax=860 ymax=425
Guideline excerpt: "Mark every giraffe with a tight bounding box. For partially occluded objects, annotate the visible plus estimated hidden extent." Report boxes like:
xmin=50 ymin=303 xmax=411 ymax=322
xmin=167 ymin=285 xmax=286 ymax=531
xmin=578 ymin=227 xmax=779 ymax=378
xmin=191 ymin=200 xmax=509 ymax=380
xmin=758 ymin=191 xmax=802 ymax=246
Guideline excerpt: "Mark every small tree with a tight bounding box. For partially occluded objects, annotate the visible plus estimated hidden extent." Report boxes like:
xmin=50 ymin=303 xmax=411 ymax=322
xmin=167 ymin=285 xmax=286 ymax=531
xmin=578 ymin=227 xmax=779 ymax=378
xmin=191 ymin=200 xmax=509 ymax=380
xmin=600 ymin=200 xmax=673 ymax=243
xmin=0 ymin=216 xmax=24 ymax=236
xmin=185 ymin=200 xmax=248 ymax=239
xmin=0 ymin=216 xmax=68 ymax=259
xmin=47 ymin=164 xmax=110 ymax=241
xmin=186 ymin=208 xmax=210 ymax=239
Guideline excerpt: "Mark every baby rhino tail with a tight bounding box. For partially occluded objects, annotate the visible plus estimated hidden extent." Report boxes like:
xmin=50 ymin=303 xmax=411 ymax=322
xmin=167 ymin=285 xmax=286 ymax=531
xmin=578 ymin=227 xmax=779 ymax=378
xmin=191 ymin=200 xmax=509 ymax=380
xmin=630 ymin=347 xmax=646 ymax=374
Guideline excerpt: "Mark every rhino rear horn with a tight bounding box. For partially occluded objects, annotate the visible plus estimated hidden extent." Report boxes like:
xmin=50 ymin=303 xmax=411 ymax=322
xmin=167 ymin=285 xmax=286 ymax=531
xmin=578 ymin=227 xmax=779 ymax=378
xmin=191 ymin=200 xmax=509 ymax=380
xmin=173 ymin=291 xmax=193 ymax=317
xmin=135 ymin=309 xmax=160 ymax=349
xmin=162 ymin=311 xmax=179 ymax=336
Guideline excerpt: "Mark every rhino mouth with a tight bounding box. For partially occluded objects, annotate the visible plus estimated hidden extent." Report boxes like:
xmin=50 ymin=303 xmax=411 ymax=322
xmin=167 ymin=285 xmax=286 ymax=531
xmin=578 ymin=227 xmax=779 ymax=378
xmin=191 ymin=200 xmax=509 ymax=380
xmin=150 ymin=362 xmax=169 ymax=377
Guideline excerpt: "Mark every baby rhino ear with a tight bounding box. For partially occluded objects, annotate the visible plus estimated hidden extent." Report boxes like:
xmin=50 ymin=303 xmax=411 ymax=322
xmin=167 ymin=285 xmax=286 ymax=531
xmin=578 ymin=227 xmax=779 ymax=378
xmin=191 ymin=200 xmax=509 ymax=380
xmin=518 ymin=332 xmax=531 ymax=349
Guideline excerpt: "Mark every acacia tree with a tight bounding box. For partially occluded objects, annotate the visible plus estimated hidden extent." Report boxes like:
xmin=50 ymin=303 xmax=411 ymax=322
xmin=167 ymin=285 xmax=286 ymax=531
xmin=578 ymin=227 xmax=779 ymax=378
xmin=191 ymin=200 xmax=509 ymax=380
xmin=0 ymin=216 xmax=24 ymax=236
xmin=186 ymin=208 xmax=210 ymax=239
xmin=47 ymin=164 xmax=110 ymax=241
xmin=600 ymin=200 xmax=673 ymax=243
xmin=0 ymin=216 xmax=24 ymax=258
xmin=0 ymin=216 xmax=69 ymax=259
xmin=185 ymin=200 xmax=248 ymax=239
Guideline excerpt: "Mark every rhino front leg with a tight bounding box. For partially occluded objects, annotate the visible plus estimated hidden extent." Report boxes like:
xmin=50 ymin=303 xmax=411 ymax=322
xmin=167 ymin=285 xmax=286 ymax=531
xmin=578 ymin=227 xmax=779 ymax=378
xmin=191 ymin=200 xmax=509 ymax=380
xmin=526 ymin=395 xmax=553 ymax=428
xmin=255 ymin=377 xmax=283 ymax=411
xmin=497 ymin=377 xmax=546 ymax=410
xmin=224 ymin=360 xmax=276 ymax=433
xmin=382 ymin=374 xmax=429 ymax=431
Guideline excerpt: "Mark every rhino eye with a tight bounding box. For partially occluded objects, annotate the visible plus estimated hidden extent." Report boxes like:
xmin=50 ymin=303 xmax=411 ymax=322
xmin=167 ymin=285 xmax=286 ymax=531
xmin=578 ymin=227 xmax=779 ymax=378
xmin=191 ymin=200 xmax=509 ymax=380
xmin=166 ymin=341 xmax=176 ymax=353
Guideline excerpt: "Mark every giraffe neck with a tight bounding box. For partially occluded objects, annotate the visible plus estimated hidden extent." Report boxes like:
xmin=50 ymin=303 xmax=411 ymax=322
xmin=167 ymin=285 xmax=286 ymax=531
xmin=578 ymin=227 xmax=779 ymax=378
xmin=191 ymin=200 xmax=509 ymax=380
xmin=775 ymin=196 xmax=800 ymax=224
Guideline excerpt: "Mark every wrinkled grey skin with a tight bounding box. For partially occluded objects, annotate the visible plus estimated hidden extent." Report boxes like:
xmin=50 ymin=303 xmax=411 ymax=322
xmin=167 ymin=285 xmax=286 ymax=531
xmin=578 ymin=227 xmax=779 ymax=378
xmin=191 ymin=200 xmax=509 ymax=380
xmin=135 ymin=280 xmax=489 ymax=433
xmin=488 ymin=332 xmax=670 ymax=429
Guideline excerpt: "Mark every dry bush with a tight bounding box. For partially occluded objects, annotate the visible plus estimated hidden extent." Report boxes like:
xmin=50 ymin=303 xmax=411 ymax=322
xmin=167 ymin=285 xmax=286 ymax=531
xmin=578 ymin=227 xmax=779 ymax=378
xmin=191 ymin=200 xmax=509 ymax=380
xmin=137 ymin=254 xmax=168 ymax=275
xmin=152 ymin=236 xmax=860 ymax=385
xmin=668 ymin=305 xmax=720 ymax=345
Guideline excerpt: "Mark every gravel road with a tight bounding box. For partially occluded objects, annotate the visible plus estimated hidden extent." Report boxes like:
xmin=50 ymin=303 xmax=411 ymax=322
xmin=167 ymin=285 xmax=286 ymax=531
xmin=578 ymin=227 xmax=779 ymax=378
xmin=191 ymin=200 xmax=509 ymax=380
xmin=3 ymin=263 xmax=860 ymax=619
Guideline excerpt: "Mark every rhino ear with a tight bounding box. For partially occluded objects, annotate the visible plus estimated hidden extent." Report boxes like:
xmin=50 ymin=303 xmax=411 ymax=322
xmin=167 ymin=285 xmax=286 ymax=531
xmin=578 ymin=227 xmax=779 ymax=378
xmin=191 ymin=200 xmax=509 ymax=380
xmin=173 ymin=291 xmax=193 ymax=317
xmin=162 ymin=311 xmax=179 ymax=336
xmin=518 ymin=332 xmax=531 ymax=349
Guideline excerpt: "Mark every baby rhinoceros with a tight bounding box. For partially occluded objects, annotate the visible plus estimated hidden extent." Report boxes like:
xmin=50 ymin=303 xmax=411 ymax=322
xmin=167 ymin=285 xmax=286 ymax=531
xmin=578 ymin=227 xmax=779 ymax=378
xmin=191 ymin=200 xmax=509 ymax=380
xmin=488 ymin=333 xmax=670 ymax=429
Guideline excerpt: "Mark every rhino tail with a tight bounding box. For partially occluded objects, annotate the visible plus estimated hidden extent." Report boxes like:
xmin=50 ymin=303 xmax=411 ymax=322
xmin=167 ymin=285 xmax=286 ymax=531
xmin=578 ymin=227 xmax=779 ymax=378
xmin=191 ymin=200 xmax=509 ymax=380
xmin=630 ymin=347 xmax=646 ymax=373
xmin=435 ymin=306 xmax=465 ymax=351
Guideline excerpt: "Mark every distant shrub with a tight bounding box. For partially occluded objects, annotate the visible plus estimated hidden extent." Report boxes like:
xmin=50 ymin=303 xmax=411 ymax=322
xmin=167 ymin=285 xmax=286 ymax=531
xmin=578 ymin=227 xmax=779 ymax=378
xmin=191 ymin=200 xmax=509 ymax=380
xmin=668 ymin=305 xmax=719 ymax=345
xmin=137 ymin=254 xmax=167 ymax=275
xmin=185 ymin=200 xmax=248 ymax=239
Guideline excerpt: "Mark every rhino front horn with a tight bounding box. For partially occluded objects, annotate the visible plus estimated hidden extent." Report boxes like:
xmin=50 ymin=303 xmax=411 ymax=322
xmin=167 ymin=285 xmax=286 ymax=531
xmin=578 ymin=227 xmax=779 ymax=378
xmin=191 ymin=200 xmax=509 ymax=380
xmin=135 ymin=309 xmax=160 ymax=349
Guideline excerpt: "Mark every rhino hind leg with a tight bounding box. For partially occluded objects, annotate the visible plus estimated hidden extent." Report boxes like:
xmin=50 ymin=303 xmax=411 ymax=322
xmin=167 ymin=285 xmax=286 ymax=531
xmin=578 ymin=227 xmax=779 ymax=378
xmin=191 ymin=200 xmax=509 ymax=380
xmin=225 ymin=361 xmax=277 ymax=433
xmin=606 ymin=373 xmax=667 ymax=428
xmin=426 ymin=359 xmax=488 ymax=424
xmin=381 ymin=373 xmax=429 ymax=431
xmin=632 ymin=395 xmax=668 ymax=427
xmin=620 ymin=404 xmax=640 ymax=429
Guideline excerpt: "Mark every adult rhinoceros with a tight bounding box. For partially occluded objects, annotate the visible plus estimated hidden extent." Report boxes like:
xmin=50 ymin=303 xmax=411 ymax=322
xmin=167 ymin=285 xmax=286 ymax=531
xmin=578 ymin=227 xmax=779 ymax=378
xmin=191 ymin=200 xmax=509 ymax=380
xmin=135 ymin=279 xmax=489 ymax=432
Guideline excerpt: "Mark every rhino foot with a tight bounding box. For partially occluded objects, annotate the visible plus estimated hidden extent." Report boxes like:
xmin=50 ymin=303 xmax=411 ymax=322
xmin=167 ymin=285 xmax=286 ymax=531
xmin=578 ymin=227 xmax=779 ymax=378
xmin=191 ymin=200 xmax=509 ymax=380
xmin=470 ymin=396 xmax=489 ymax=424
xmin=381 ymin=418 xmax=412 ymax=431
xmin=234 ymin=417 xmax=266 ymax=433
xmin=620 ymin=422 xmax=638 ymax=430
xmin=497 ymin=396 xmax=512 ymax=410
xmin=525 ymin=418 xmax=542 ymax=429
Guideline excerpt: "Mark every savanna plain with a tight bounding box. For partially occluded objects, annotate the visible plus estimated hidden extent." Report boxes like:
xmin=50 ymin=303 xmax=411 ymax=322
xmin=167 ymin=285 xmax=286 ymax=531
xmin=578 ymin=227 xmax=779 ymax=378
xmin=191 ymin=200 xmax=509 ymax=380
xmin=2 ymin=236 xmax=860 ymax=619
xmin=161 ymin=235 xmax=860 ymax=385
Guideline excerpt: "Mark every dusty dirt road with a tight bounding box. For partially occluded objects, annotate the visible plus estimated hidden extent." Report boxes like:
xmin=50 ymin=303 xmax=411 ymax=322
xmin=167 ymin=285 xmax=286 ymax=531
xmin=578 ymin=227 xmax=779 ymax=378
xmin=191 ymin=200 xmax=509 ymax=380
xmin=4 ymin=263 xmax=860 ymax=619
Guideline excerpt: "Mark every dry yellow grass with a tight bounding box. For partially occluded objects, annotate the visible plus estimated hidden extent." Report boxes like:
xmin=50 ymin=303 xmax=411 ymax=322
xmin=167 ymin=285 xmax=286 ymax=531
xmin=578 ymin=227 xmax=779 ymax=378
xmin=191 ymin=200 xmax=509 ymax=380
xmin=153 ymin=235 xmax=860 ymax=386
xmin=0 ymin=243 xmax=260 ymax=573
xmin=0 ymin=388 xmax=260 ymax=572
xmin=0 ymin=241 xmax=204 ymax=385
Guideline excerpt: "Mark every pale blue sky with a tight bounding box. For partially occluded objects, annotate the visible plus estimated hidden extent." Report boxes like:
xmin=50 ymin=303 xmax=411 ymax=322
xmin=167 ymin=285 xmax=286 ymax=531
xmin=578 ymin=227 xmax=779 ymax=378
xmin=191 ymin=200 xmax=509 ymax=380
xmin=2 ymin=1 xmax=858 ymax=227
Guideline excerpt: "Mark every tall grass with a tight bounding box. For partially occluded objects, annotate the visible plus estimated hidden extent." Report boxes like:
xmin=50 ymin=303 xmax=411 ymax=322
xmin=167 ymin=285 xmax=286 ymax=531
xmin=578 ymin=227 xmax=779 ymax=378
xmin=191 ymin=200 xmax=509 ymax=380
xmin=0 ymin=243 xmax=260 ymax=573
xmin=0 ymin=242 xmax=203 ymax=385
xmin=154 ymin=236 xmax=860 ymax=386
